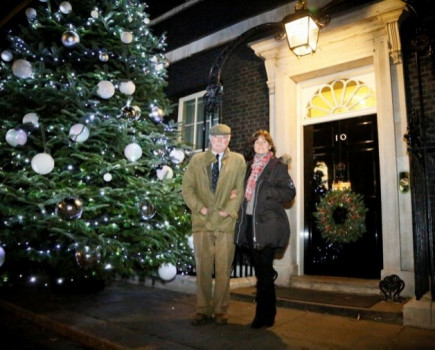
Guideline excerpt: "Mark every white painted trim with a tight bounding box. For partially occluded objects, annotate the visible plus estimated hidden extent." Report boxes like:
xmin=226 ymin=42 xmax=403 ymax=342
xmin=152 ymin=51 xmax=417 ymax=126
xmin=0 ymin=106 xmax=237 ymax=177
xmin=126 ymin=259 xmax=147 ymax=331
xmin=164 ymin=1 xmax=333 ymax=63
xmin=150 ymin=0 xmax=204 ymax=25
xmin=177 ymin=90 xmax=206 ymax=149
xmin=250 ymin=0 xmax=413 ymax=293
xmin=298 ymin=66 xmax=377 ymax=125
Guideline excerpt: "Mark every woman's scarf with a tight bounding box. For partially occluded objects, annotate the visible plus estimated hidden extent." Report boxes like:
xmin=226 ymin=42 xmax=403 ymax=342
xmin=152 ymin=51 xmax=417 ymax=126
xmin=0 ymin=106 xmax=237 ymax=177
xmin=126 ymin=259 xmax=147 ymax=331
xmin=245 ymin=151 xmax=273 ymax=201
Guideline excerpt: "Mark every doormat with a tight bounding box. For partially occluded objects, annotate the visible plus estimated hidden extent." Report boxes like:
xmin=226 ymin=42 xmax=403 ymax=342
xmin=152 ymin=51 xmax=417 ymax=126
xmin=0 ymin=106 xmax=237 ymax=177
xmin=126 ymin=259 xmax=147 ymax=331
xmin=275 ymin=287 xmax=382 ymax=308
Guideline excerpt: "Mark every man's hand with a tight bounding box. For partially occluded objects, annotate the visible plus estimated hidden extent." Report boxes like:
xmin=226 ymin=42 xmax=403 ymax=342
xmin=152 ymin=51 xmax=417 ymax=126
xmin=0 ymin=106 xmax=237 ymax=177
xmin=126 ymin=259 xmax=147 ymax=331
xmin=219 ymin=210 xmax=229 ymax=217
xmin=200 ymin=207 xmax=208 ymax=215
xmin=230 ymin=189 xmax=237 ymax=199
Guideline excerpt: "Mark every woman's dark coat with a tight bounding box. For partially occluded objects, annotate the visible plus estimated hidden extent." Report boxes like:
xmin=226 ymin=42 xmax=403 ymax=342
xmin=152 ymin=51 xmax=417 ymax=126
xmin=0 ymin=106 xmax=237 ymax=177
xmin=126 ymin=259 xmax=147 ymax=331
xmin=235 ymin=157 xmax=296 ymax=251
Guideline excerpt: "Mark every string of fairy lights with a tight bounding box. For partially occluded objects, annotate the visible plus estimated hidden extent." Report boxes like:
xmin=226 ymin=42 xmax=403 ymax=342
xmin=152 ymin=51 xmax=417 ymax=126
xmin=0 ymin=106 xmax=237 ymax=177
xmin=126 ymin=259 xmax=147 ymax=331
xmin=0 ymin=0 xmax=194 ymax=287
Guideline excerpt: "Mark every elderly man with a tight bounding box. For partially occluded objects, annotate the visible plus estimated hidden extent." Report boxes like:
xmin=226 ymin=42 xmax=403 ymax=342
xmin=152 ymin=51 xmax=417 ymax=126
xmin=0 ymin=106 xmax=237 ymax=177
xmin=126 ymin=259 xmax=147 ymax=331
xmin=182 ymin=124 xmax=246 ymax=325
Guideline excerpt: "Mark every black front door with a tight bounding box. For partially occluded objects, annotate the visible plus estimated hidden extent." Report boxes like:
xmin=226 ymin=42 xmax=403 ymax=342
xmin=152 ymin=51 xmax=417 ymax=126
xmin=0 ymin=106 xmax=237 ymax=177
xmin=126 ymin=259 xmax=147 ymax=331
xmin=303 ymin=114 xmax=383 ymax=278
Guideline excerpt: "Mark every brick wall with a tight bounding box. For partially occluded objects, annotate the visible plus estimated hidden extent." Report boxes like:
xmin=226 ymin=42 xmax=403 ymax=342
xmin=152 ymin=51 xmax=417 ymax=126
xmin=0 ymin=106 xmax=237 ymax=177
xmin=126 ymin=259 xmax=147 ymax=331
xmin=166 ymin=45 xmax=223 ymax=99
xmin=221 ymin=43 xmax=269 ymax=155
xmin=403 ymin=37 xmax=435 ymax=223
xmin=165 ymin=41 xmax=270 ymax=157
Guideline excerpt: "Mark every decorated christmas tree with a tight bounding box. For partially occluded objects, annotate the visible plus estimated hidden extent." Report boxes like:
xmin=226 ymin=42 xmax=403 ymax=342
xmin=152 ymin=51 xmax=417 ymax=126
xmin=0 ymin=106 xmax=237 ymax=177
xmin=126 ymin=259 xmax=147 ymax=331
xmin=0 ymin=0 xmax=194 ymax=290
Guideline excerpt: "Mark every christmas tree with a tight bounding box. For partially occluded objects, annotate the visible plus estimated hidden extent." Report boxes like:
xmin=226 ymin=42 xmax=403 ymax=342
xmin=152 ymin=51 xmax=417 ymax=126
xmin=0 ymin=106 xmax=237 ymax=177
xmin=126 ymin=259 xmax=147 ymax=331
xmin=0 ymin=0 xmax=194 ymax=290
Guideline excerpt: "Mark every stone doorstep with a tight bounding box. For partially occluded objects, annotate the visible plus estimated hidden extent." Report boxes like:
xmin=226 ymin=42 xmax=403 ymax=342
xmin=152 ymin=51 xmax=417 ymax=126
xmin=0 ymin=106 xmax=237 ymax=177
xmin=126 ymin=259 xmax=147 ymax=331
xmin=140 ymin=274 xmax=425 ymax=328
xmin=125 ymin=275 xmax=383 ymax=297
xmin=289 ymin=275 xmax=382 ymax=296
xmin=230 ymin=289 xmax=404 ymax=325
xmin=121 ymin=275 xmax=407 ymax=325
xmin=124 ymin=275 xmax=257 ymax=294
xmin=403 ymin=292 xmax=435 ymax=330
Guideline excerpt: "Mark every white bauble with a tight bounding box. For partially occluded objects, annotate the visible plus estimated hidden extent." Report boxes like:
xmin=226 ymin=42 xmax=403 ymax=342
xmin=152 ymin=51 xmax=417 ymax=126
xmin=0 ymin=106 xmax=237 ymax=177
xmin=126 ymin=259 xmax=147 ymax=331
xmin=6 ymin=129 xmax=27 ymax=147
xmin=97 ymin=80 xmax=115 ymax=99
xmin=15 ymin=130 xmax=28 ymax=145
xmin=120 ymin=31 xmax=133 ymax=44
xmin=69 ymin=123 xmax=90 ymax=143
xmin=0 ymin=247 xmax=5 ymax=267
xmin=158 ymin=263 xmax=177 ymax=281
xmin=187 ymin=235 xmax=194 ymax=250
xmin=31 ymin=153 xmax=55 ymax=175
xmin=12 ymin=59 xmax=33 ymax=79
xmin=22 ymin=112 xmax=39 ymax=127
xmin=124 ymin=143 xmax=142 ymax=162
xmin=144 ymin=18 xmax=150 ymax=25
xmin=5 ymin=129 xmax=17 ymax=146
xmin=169 ymin=149 xmax=185 ymax=164
xmin=157 ymin=165 xmax=174 ymax=180
xmin=59 ymin=2 xmax=72 ymax=14
xmin=91 ymin=10 xmax=99 ymax=18
xmin=1 ymin=50 xmax=13 ymax=62
xmin=25 ymin=8 xmax=37 ymax=19
xmin=103 ymin=173 xmax=112 ymax=182
xmin=119 ymin=80 xmax=136 ymax=95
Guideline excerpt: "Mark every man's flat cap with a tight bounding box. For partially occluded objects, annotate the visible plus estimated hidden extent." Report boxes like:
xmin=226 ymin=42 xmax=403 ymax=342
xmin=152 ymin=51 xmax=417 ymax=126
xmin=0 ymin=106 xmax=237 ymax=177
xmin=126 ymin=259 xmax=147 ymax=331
xmin=210 ymin=124 xmax=231 ymax=135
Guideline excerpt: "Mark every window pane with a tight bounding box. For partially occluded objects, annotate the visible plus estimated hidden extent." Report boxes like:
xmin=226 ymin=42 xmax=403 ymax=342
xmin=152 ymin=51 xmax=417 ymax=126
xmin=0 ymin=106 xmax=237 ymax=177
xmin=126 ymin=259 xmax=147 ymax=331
xmin=202 ymin=111 xmax=220 ymax=143
xmin=183 ymin=100 xmax=196 ymax=125
xmin=178 ymin=91 xmax=207 ymax=150
xmin=306 ymin=79 xmax=376 ymax=118
xmin=197 ymin=98 xmax=204 ymax=124
xmin=183 ymin=125 xmax=195 ymax=147
xmin=196 ymin=122 xmax=204 ymax=149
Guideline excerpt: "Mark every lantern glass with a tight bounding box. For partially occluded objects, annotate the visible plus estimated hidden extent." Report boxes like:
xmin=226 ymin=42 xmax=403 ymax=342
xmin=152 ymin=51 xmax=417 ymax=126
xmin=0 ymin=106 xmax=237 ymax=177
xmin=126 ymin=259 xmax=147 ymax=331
xmin=284 ymin=12 xmax=319 ymax=56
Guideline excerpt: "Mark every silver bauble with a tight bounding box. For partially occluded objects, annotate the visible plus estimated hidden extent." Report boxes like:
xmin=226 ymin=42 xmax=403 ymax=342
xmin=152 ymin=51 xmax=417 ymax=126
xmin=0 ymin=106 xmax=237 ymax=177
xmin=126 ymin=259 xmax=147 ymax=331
xmin=99 ymin=52 xmax=109 ymax=62
xmin=56 ymin=197 xmax=83 ymax=220
xmin=121 ymin=105 xmax=138 ymax=120
xmin=139 ymin=200 xmax=156 ymax=221
xmin=132 ymin=105 xmax=141 ymax=118
xmin=75 ymin=246 xmax=101 ymax=270
xmin=61 ymin=30 xmax=80 ymax=47
xmin=149 ymin=106 xmax=164 ymax=123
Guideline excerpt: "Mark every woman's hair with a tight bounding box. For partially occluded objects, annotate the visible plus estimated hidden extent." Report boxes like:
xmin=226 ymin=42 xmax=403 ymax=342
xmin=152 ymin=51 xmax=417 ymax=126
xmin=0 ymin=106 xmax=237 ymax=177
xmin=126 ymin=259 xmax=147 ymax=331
xmin=244 ymin=129 xmax=276 ymax=160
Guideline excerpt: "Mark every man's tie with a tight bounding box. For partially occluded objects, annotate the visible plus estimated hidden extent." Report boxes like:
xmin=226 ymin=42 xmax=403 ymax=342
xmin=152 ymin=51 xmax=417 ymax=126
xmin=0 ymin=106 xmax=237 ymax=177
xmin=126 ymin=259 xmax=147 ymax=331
xmin=211 ymin=154 xmax=220 ymax=192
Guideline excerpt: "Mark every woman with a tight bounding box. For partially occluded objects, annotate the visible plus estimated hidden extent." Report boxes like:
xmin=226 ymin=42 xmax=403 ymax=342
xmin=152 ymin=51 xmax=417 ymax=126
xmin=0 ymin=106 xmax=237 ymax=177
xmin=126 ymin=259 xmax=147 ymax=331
xmin=235 ymin=129 xmax=296 ymax=328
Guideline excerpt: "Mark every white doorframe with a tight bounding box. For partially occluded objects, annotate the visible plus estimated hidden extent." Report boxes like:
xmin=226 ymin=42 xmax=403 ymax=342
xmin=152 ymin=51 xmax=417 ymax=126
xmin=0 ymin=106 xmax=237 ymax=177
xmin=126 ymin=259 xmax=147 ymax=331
xmin=250 ymin=0 xmax=414 ymax=296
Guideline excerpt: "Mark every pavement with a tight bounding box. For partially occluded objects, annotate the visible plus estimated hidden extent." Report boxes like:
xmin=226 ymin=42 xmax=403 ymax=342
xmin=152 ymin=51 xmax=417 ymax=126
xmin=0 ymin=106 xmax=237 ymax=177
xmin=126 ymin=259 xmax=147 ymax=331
xmin=0 ymin=311 xmax=88 ymax=350
xmin=1 ymin=277 xmax=435 ymax=350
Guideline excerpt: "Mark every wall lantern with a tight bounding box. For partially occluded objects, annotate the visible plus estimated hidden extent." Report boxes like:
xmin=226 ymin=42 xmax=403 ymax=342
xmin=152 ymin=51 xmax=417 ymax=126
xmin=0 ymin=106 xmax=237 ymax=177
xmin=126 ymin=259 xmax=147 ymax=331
xmin=282 ymin=0 xmax=320 ymax=56
xmin=202 ymin=0 xmax=336 ymax=148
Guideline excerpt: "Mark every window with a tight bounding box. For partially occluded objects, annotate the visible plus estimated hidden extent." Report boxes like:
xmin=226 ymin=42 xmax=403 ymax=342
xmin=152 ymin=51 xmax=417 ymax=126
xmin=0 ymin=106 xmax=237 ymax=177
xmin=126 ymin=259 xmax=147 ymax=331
xmin=178 ymin=91 xmax=218 ymax=150
xmin=306 ymin=79 xmax=376 ymax=119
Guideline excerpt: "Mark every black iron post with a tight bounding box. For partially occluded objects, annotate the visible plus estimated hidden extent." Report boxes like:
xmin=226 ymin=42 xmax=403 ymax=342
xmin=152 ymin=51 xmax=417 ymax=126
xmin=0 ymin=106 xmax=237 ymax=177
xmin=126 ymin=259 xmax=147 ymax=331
xmin=403 ymin=0 xmax=435 ymax=300
xmin=201 ymin=22 xmax=284 ymax=150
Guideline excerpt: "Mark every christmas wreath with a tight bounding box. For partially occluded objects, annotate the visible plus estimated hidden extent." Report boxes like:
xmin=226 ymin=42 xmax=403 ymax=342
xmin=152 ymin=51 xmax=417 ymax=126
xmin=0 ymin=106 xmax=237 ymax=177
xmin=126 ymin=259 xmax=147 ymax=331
xmin=313 ymin=189 xmax=367 ymax=244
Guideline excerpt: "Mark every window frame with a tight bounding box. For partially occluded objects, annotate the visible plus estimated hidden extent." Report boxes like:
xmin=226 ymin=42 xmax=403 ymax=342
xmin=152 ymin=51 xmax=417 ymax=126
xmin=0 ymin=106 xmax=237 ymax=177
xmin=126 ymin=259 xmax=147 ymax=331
xmin=177 ymin=90 xmax=218 ymax=150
